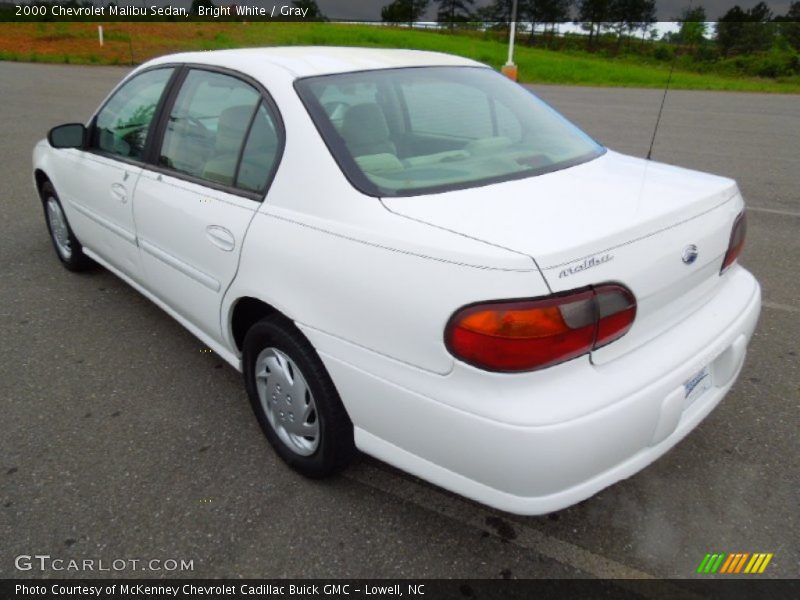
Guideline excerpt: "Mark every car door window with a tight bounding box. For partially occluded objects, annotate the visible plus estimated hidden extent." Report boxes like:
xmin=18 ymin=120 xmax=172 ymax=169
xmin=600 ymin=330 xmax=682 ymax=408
xmin=235 ymin=103 xmax=281 ymax=193
xmin=92 ymin=68 xmax=174 ymax=160
xmin=158 ymin=70 xmax=261 ymax=187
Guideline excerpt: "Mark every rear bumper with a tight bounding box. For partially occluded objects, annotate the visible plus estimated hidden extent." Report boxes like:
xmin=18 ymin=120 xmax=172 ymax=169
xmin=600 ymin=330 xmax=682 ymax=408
xmin=302 ymin=265 xmax=761 ymax=515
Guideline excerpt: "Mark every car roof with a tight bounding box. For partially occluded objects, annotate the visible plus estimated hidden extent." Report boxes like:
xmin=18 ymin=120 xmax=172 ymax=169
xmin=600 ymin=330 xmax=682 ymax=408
xmin=145 ymin=46 xmax=485 ymax=79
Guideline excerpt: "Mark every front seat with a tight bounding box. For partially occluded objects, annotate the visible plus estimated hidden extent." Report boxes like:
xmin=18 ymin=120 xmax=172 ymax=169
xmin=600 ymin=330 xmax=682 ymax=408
xmin=203 ymin=105 xmax=255 ymax=186
xmin=340 ymin=103 xmax=396 ymax=158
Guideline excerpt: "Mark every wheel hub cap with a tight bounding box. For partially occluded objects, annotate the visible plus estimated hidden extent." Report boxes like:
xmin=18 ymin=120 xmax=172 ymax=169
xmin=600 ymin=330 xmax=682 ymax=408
xmin=46 ymin=197 xmax=72 ymax=260
xmin=254 ymin=347 xmax=320 ymax=456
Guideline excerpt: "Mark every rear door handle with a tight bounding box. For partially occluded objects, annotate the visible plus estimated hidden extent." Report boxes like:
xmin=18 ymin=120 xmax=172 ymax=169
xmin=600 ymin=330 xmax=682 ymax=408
xmin=111 ymin=182 xmax=127 ymax=203
xmin=206 ymin=225 xmax=235 ymax=252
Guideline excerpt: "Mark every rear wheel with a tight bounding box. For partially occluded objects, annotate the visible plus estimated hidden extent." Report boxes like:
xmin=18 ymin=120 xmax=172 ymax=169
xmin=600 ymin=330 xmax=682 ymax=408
xmin=242 ymin=315 xmax=355 ymax=478
xmin=41 ymin=181 xmax=93 ymax=272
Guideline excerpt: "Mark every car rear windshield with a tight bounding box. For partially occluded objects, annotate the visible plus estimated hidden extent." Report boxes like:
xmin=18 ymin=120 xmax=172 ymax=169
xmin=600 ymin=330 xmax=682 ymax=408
xmin=295 ymin=66 xmax=604 ymax=197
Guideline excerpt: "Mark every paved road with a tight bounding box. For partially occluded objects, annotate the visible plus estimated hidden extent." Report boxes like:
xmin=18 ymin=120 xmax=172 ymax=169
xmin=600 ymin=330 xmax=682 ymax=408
xmin=1 ymin=62 xmax=798 ymax=580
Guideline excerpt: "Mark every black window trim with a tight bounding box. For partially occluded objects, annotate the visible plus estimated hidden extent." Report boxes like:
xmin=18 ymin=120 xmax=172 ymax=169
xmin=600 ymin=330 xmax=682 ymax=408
xmin=85 ymin=62 xmax=286 ymax=203
xmin=143 ymin=65 xmax=189 ymax=167
xmin=293 ymin=65 xmax=606 ymax=199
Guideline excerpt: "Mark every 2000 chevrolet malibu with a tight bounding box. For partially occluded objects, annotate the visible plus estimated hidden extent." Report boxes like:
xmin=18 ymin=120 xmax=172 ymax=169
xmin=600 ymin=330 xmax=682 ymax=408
xmin=33 ymin=47 xmax=761 ymax=514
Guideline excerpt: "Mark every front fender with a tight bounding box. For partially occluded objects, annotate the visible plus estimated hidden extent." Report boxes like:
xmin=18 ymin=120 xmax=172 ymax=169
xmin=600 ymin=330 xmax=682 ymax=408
xmin=32 ymin=139 xmax=51 ymax=193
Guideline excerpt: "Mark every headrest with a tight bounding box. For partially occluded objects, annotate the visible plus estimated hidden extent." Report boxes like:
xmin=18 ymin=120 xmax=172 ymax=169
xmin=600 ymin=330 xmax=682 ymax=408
xmin=341 ymin=103 xmax=391 ymax=149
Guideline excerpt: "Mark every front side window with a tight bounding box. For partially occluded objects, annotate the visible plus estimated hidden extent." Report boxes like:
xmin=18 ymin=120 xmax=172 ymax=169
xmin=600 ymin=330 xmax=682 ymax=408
xmin=296 ymin=67 xmax=604 ymax=197
xmin=92 ymin=68 xmax=174 ymax=160
xmin=159 ymin=69 xmax=276 ymax=190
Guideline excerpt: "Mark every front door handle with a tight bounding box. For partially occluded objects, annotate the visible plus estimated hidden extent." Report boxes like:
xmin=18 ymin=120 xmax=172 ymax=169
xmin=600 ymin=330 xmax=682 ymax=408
xmin=111 ymin=182 xmax=127 ymax=203
xmin=206 ymin=225 xmax=235 ymax=252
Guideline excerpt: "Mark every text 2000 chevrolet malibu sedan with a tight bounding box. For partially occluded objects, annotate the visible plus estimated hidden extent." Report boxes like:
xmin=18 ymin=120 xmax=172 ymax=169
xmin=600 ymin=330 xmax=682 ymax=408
xmin=33 ymin=47 xmax=761 ymax=514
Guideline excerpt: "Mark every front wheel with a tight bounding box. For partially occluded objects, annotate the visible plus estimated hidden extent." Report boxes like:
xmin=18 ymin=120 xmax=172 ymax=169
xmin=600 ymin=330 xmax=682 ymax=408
xmin=242 ymin=315 xmax=355 ymax=478
xmin=41 ymin=181 xmax=93 ymax=272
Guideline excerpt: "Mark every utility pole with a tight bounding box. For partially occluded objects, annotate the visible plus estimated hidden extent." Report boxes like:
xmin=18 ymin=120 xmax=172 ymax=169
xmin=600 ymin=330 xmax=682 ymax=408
xmin=501 ymin=0 xmax=519 ymax=80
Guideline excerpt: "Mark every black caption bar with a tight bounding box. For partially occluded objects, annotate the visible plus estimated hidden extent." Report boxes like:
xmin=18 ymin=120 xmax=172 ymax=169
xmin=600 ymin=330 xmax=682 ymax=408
xmin=3 ymin=579 xmax=800 ymax=600
xmin=0 ymin=0 xmax=789 ymax=23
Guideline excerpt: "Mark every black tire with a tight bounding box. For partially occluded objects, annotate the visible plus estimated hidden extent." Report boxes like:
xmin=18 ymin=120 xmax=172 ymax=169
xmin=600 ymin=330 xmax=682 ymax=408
xmin=40 ymin=181 xmax=93 ymax=272
xmin=242 ymin=315 xmax=355 ymax=478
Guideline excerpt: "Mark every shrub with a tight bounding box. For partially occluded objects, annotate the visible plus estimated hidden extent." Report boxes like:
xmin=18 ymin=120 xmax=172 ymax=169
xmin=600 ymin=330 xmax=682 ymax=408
xmin=752 ymin=49 xmax=800 ymax=77
xmin=653 ymin=45 xmax=674 ymax=61
xmin=718 ymin=47 xmax=800 ymax=78
xmin=692 ymin=45 xmax=717 ymax=63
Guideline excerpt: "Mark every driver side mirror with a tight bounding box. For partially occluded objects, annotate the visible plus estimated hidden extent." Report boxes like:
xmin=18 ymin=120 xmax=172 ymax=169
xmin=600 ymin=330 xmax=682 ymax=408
xmin=48 ymin=123 xmax=86 ymax=149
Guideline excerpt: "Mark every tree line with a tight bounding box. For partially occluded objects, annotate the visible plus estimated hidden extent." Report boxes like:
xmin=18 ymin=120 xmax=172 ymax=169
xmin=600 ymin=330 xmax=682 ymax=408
xmin=381 ymin=0 xmax=800 ymax=57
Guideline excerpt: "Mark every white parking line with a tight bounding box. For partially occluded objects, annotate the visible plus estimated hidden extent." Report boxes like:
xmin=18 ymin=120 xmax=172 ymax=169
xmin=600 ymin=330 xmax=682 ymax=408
xmin=349 ymin=461 xmax=650 ymax=576
xmin=747 ymin=206 xmax=800 ymax=218
xmin=763 ymin=301 xmax=800 ymax=314
xmin=349 ymin=463 xmax=706 ymax=598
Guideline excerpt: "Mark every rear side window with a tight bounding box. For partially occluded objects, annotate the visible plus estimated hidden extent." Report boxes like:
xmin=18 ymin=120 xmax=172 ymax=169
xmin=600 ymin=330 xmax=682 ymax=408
xmin=236 ymin=104 xmax=280 ymax=193
xmin=92 ymin=68 xmax=174 ymax=160
xmin=157 ymin=69 xmax=282 ymax=195
xmin=159 ymin=70 xmax=260 ymax=186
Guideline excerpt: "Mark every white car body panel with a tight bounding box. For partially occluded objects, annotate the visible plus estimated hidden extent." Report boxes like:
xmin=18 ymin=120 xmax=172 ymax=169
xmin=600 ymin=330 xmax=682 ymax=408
xmin=145 ymin=46 xmax=485 ymax=78
xmin=42 ymin=148 xmax=145 ymax=281
xmin=383 ymin=150 xmax=738 ymax=270
xmin=383 ymin=150 xmax=746 ymax=364
xmin=32 ymin=47 xmax=761 ymax=515
xmin=133 ymin=170 xmax=258 ymax=341
xmin=311 ymin=265 xmax=759 ymax=514
xmin=231 ymin=204 xmax=545 ymax=375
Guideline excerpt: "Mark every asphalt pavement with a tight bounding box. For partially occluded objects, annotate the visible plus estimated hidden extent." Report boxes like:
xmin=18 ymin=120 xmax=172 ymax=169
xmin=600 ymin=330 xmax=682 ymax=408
xmin=1 ymin=62 xmax=798 ymax=580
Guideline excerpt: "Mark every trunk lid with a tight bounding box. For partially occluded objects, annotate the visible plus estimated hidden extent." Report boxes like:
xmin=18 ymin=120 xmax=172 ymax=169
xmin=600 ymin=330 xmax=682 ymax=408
xmin=382 ymin=151 xmax=743 ymax=364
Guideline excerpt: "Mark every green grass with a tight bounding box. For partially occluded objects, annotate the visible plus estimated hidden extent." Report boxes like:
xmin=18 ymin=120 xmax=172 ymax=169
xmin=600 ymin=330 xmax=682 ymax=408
xmin=183 ymin=23 xmax=800 ymax=93
xmin=275 ymin=25 xmax=800 ymax=92
xmin=3 ymin=22 xmax=799 ymax=93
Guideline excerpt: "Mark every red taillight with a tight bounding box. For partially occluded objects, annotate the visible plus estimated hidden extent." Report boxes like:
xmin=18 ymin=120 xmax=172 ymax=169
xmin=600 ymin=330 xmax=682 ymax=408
xmin=445 ymin=284 xmax=636 ymax=372
xmin=721 ymin=211 xmax=747 ymax=273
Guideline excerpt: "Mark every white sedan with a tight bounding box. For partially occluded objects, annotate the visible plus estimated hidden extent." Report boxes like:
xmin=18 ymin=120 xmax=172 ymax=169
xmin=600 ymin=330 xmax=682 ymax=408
xmin=33 ymin=47 xmax=760 ymax=515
